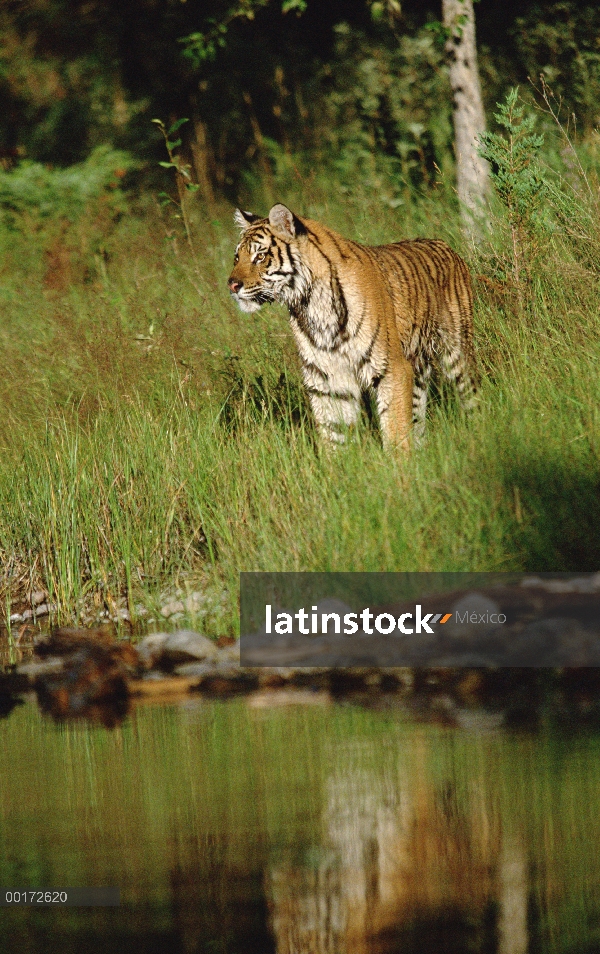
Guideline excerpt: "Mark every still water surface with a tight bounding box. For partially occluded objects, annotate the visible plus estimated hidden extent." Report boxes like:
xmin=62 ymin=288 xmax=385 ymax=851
xmin=0 ymin=698 xmax=599 ymax=954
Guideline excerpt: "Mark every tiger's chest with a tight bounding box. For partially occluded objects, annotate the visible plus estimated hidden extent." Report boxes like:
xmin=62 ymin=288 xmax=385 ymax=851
xmin=288 ymin=312 xmax=381 ymax=394
xmin=283 ymin=272 xmax=392 ymax=392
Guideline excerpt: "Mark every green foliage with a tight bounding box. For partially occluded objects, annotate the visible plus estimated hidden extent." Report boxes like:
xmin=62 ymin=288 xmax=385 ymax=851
xmin=478 ymin=89 xmax=547 ymax=284
xmin=0 ymin=5 xmax=149 ymax=165
xmin=2 ymin=0 xmax=600 ymax=202
xmin=321 ymin=22 xmax=453 ymax=206
xmin=368 ymin=0 xmax=402 ymax=26
xmin=514 ymin=2 xmax=600 ymax=137
xmin=281 ymin=0 xmax=307 ymax=12
xmin=181 ymin=0 xmax=306 ymax=66
xmin=0 ymin=146 xmax=136 ymax=228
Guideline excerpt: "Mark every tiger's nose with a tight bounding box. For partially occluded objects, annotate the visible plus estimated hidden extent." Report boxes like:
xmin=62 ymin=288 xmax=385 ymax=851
xmin=228 ymin=277 xmax=243 ymax=294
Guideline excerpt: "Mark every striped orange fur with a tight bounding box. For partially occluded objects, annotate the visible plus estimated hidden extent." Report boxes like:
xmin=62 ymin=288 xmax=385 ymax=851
xmin=228 ymin=204 xmax=478 ymax=450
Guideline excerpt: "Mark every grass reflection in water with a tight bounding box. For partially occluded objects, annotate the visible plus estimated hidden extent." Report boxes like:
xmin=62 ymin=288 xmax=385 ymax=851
xmin=0 ymin=699 xmax=598 ymax=954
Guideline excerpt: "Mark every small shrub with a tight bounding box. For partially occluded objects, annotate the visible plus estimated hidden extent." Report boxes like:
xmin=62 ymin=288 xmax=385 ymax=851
xmin=478 ymin=88 xmax=547 ymax=287
xmin=0 ymin=145 xmax=136 ymax=228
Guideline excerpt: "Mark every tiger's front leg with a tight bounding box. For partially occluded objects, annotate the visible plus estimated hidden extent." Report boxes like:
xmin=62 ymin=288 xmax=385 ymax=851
xmin=304 ymin=377 xmax=362 ymax=444
xmin=374 ymin=357 xmax=414 ymax=452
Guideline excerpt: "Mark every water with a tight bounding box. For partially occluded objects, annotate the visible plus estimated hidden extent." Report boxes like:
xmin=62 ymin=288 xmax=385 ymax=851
xmin=1 ymin=697 xmax=599 ymax=953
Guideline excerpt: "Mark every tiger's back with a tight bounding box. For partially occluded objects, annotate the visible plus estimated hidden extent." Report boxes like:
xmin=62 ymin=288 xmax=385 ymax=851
xmin=228 ymin=204 xmax=477 ymax=449
xmin=366 ymin=236 xmax=477 ymax=437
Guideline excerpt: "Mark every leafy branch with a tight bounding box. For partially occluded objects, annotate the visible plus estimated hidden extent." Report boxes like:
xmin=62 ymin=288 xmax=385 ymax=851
xmin=181 ymin=0 xmax=306 ymax=65
xmin=152 ymin=117 xmax=199 ymax=252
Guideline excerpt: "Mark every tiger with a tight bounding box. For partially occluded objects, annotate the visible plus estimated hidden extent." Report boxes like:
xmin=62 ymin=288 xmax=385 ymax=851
xmin=227 ymin=203 xmax=478 ymax=450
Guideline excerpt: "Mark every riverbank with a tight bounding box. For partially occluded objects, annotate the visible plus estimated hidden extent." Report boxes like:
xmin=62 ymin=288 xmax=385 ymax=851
xmin=1 ymin=176 xmax=599 ymax=634
xmin=2 ymin=618 xmax=600 ymax=730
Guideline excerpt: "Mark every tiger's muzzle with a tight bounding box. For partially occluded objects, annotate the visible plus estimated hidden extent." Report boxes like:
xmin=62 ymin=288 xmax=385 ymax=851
xmin=227 ymin=274 xmax=263 ymax=313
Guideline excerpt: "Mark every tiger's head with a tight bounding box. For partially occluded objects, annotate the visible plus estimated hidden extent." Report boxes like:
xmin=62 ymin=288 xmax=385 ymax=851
xmin=227 ymin=203 xmax=308 ymax=313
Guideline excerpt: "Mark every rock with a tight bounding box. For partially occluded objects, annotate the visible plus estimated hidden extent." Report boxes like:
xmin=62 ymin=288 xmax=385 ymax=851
xmin=217 ymin=641 xmax=240 ymax=663
xmin=450 ymin=591 xmax=500 ymax=617
xmin=242 ymin=597 xmax=354 ymax=650
xmin=184 ymin=592 xmax=205 ymax=612
xmin=136 ymin=632 xmax=169 ymax=667
xmin=173 ymin=662 xmax=218 ymax=678
xmin=173 ymin=659 xmax=242 ymax=678
xmin=30 ymin=590 xmax=47 ymax=606
xmin=444 ymin=592 xmax=502 ymax=641
xmin=162 ymin=630 xmax=219 ymax=662
xmin=137 ymin=630 xmax=219 ymax=670
xmin=521 ymin=573 xmax=600 ymax=593
xmin=257 ymin=668 xmax=311 ymax=687
xmin=506 ymin=617 xmax=594 ymax=665
xmin=160 ymin=600 xmax=185 ymax=618
xmin=21 ymin=603 xmax=56 ymax=620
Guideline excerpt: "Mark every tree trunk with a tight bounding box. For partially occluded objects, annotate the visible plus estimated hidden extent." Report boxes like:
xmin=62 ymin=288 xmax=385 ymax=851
xmin=189 ymin=96 xmax=215 ymax=208
xmin=442 ymin=0 xmax=489 ymax=233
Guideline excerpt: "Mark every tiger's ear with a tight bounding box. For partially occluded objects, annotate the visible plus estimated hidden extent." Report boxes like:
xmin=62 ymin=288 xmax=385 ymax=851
xmin=234 ymin=209 xmax=260 ymax=231
xmin=268 ymin=204 xmax=298 ymax=239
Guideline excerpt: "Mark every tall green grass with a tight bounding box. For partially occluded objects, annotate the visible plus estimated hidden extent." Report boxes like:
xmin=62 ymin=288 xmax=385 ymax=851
xmin=0 ymin=161 xmax=598 ymax=634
